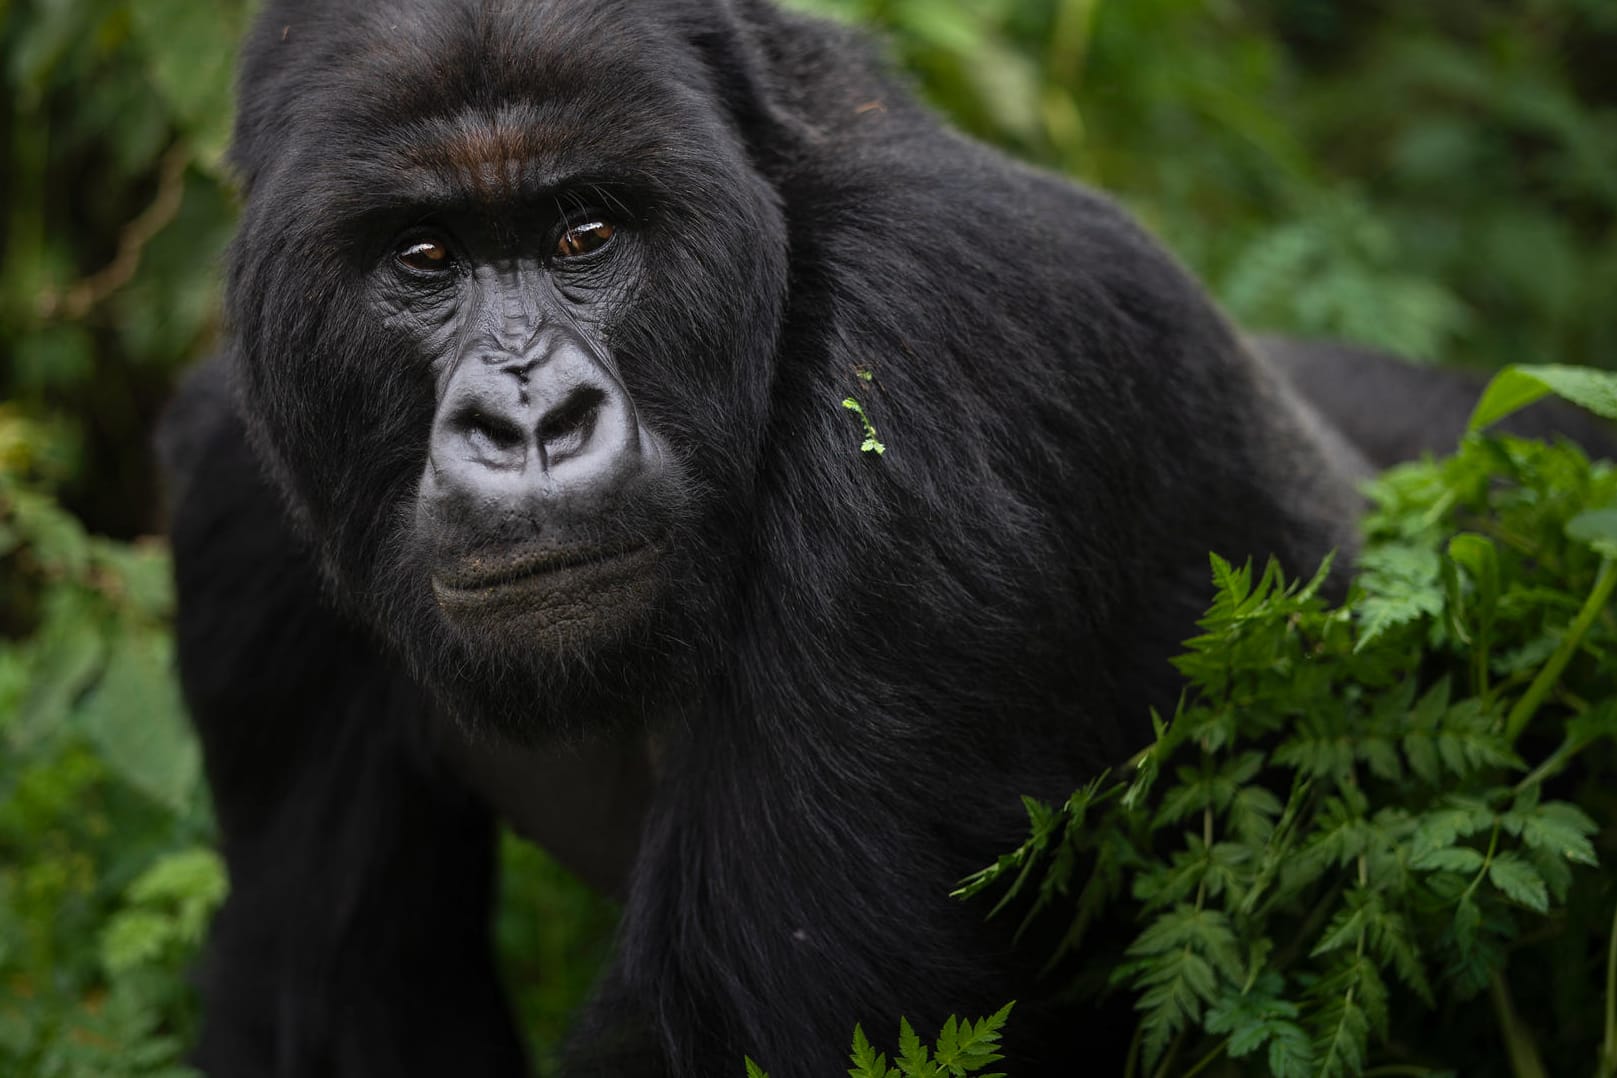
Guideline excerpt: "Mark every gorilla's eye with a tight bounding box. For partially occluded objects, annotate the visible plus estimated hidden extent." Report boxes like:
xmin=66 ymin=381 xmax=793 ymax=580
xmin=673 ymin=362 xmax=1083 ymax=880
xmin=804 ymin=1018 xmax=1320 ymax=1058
xmin=555 ymin=220 xmax=616 ymax=260
xmin=395 ymin=237 xmax=453 ymax=273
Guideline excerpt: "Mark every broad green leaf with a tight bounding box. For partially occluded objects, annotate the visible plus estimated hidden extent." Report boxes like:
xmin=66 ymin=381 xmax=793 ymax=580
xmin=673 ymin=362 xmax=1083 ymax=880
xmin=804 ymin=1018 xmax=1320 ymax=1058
xmin=74 ymin=633 xmax=198 ymax=811
xmin=1487 ymin=853 xmax=1549 ymax=913
xmin=14 ymin=589 xmax=105 ymax=746
xmin=1517 ymin=802 xmax=1599 ymax=867
xmin=1410 ymin=846 xmax=1484 ymax=873
xmin=1468 ymin=364 xmax=1617 ymax=431
xmin=1566 ymin=508 xmax=1617 ymax=558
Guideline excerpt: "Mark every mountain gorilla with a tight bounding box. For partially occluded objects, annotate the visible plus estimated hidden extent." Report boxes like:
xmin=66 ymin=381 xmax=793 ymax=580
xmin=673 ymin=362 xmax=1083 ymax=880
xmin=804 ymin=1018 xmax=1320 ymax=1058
xmin=157 ymin=0 xmax=1529 ymax=1075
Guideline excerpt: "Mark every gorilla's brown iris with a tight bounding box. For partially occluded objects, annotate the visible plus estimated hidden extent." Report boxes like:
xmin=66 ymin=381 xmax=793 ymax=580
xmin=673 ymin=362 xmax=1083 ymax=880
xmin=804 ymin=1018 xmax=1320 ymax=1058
xmin=555 ymin=220 xmax=615 ymax=259
xmin=396 ymin=237 xmax=451 ymax=272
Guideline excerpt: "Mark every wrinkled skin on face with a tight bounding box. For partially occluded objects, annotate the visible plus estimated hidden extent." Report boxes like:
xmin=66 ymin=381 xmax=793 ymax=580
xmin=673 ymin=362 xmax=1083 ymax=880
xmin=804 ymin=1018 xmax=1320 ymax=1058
xmin=395 ymin=214 xmax=676 ymax=647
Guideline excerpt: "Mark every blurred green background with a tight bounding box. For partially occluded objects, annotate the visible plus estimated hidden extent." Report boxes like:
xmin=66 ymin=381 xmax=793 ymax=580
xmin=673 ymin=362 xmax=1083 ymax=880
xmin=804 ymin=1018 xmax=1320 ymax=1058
xmin=1 ymin=0 xmax=1614 ymax=1074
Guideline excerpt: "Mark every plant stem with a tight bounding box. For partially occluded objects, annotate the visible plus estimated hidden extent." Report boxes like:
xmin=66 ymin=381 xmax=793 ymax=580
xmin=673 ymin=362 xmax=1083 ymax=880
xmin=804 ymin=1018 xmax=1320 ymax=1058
xmin=1123 ymin=1022 xmax=1143 ymax=1078
xmin=1179 ymin=1037 xmax=1230 ymax=1078
xmin=1513 ymin=735 xmax=1580 ymax=795
xmin=1150 ymin=1032 xmax=1185 ymax=1078
xmin=1463 ymin=823 xmax=1502 ymax=901
xmin=1505 ymin=557 xmax=1617 ymax=743
xmin=1602 ymin=900 xmax=1617 ymax=1077
xmin=1488 ymin=971 xmax=1548 ymax=1078
xmin=1194 ymin=805 xmax=1213 ymax=909
xmin=1472 ymin=621 xmax=1491 ymax=700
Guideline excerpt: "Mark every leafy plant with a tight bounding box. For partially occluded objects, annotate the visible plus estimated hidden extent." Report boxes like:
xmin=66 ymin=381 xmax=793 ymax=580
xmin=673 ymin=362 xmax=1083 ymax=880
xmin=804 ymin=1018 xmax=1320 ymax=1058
xmin=0 ymin=414 xmax=217 ymax=1077
xmin=746 ymin=1004 xmax=1016 ymax=1078
xmin=958 ymin=366 xmax=1617 ymax=1076
xmin=7 ymin=1 xmax=1617 ymax=1074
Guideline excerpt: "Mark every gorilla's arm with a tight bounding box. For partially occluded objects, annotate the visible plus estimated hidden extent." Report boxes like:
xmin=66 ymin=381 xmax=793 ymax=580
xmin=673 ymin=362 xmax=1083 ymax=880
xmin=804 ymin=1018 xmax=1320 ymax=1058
xmin=159 ymin=359 xmax=527 ymax=1078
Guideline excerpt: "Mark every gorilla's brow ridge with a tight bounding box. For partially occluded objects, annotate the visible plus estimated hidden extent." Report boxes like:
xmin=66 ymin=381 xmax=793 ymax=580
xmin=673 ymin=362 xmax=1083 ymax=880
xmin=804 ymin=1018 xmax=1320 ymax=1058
xmin=372 ymin=108 xmax=664 ymax=220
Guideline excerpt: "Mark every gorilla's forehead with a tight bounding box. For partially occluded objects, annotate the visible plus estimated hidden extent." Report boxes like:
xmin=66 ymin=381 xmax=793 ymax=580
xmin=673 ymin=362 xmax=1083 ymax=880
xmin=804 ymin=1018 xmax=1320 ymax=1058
xmin=255 ymin=0 xmax=732 ymax=203
xmin=381 ymin=98 xmax=681 ymax=213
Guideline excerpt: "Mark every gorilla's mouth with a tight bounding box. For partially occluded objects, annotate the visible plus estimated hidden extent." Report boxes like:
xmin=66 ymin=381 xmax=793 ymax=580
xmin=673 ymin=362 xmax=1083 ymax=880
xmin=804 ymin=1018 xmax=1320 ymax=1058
xmin=433 ymin=538 xmax=664 ymax=595
xmin=429 ymin=538 xmax=667 ymax=637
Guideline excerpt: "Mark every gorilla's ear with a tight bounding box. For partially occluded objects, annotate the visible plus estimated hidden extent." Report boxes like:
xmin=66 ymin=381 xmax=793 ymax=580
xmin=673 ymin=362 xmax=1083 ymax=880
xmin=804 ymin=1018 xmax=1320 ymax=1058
xmin=677 ymin=0 xmax=815 ymax=170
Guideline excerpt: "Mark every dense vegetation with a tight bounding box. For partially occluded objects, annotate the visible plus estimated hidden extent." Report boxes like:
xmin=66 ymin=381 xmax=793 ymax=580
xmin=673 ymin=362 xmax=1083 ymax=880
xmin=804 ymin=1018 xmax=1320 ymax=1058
xmin=957 ymin=370 xmax=1617 ymax=1076
xmin=2 ymin=1 xmax=1613 ymax=1075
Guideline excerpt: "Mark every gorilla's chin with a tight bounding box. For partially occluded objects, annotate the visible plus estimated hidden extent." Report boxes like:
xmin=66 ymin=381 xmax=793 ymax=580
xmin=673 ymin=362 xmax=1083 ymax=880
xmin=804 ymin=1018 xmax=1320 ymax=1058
xmin=430 ymin=540 xmax=667 ymax=651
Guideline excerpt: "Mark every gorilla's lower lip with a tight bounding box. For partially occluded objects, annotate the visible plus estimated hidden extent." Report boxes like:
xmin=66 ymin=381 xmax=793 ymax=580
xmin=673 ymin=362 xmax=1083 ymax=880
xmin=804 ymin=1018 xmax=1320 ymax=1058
xmin=432 ymin=540 xmax=662 ymax=595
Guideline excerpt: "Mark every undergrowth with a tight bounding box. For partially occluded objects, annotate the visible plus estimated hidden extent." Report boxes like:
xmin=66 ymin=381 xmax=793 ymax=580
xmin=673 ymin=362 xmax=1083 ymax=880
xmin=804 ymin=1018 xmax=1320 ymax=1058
xmin=950 ymin=366 xmax=1617 ymax=1077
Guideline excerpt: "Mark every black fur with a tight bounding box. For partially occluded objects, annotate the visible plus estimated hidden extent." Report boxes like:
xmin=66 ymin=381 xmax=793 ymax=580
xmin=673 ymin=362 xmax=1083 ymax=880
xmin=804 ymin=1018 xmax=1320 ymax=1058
xmin=153 ymin=2 xmax=1546 ymax=1075
xmin=1262 ymin=336 xmax=1617 ymax=469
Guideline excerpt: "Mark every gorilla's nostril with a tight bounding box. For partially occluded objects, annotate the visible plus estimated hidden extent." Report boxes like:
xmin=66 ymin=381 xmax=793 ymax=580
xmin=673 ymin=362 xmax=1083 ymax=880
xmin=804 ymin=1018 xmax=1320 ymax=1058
xmin=538 ymin=386 xmax=605 ymax=463
xmin=451 ymin=407 xmax=526 ymax=463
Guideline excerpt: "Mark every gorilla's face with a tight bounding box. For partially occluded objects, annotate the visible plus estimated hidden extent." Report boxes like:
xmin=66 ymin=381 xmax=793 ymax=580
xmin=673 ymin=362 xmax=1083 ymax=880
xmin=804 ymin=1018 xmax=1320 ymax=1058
xmin=223 ymin=1 xmax=789 ymax=735
xmin=385 ymin=189 xmax=678 ymax=652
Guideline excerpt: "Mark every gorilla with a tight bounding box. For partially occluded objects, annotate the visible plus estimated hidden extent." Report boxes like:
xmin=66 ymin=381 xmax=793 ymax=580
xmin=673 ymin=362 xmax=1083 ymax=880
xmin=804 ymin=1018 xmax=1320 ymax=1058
xmin=156 ymin=0 xmax=1594 ymax=1074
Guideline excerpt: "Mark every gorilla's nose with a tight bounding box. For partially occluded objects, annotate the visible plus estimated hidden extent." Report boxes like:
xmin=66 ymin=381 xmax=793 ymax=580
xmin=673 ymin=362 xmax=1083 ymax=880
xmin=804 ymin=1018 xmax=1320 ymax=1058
xmin=427 ymin=342 xmax=645 ymax=511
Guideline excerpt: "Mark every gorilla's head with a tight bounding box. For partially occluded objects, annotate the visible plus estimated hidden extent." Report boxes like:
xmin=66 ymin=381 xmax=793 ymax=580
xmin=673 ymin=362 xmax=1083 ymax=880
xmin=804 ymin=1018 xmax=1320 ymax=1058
xmin=224 ymin=0 xmax=790 ymax=736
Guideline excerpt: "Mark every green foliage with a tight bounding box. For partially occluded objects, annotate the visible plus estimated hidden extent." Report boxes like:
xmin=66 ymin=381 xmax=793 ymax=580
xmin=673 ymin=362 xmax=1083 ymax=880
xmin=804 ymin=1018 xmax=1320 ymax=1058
xmin=959 ymin=368 xmax=1617 ymax=1075
xmin=100 ymin=850 xmax=229 ymax=977
xmin=1469 ymin=364 xmax=1617 ymax=433
xmin=0 ymin=414 xmax=217 ymax=1077
xmin=787 ymin=0 xmax=1617 ymax=372
xmin=745 ymin=1004 xmax=1015 ymax=1078
xmin=2 ymin=0 xmax=244 ymax=538
xmin=6 ymin=1 xmax=1616 ymax=1075
xmin=493 ymin=835 xmax=621 ymax=1076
